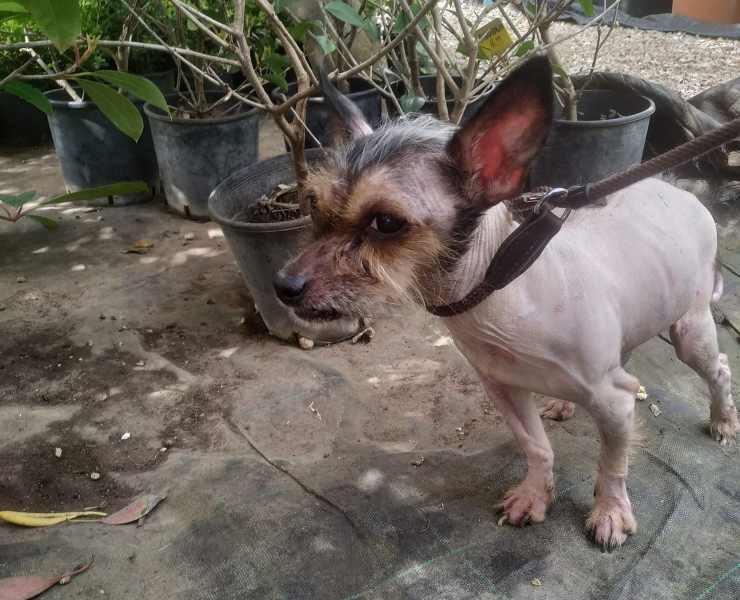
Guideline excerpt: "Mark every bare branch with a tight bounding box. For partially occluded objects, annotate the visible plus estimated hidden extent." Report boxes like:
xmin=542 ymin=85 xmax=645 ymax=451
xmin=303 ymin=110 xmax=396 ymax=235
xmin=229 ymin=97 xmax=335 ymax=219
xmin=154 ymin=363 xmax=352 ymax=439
xmin=0 ymin=56 xmax=34 ymax=87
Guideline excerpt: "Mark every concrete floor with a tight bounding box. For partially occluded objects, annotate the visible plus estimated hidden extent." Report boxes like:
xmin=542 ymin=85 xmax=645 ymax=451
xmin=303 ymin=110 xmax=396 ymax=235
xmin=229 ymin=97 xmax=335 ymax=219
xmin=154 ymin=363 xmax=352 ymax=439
xmin=1 ymin=132 xmax=739 ymax=599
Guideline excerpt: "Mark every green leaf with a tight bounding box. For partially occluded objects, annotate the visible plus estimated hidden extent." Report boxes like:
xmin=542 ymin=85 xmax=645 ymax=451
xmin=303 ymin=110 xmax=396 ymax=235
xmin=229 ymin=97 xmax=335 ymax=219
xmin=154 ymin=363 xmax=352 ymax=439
xmin=77 ymin=79 xmax=143 ymax=142
xmin=267 ymin=72 xmax=289 ymax=93
xmin=17 ymin=0 xmax=80 ymax=52
xmin=0 ymin=190 xmax=36 ymax=208
xmin=77 ymin=70 xmax=169 ymax=114
xmin=311 ymin=32 xmax=336 ymax=55
xmin=393 ymin=1 xmax=428 ymax=33
xmin=324 ymin=1 xmax=378 ymax=41
xmin=0 ymin=81 xmax=51 ymax=114
xmin=287 ymin=19 xmax=313 ymax=42
xmin=514 ymin=40 xmax=535 ymax=57
xmin=42 ymin=181 xmax=149 ymax=205
xmin=400 ymin=94 xmax=426 ymax=113
xmin=264 ymin=53 xmax=289 ymax=73
xmin=26 ymin=214 xmax=58 ymax=230
xmin=579 ymin=0 xmax=594 ymax=16
xmin=0 ymin=2 xmax=27 ymax=12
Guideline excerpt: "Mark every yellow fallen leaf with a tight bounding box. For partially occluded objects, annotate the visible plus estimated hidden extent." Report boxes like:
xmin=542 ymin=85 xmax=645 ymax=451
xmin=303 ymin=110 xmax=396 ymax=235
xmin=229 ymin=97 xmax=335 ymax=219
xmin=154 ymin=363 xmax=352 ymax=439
xmin=0 ymin=510 xmax=107 ymax=527
xmin=124 ymin=239 xmax=155 ymax=254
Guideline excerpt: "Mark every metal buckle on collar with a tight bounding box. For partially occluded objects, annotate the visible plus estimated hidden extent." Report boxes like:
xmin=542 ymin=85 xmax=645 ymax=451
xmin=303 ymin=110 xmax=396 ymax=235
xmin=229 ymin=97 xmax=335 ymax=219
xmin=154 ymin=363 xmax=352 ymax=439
xmin=516 ymin=187 xmax=572 ymax=224
xmin=516 ymin=186 xmax=568 ymax=212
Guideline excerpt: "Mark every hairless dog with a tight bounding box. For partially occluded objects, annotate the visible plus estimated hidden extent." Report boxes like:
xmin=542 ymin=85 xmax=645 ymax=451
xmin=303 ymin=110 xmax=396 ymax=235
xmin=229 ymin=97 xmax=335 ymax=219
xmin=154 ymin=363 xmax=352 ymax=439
xmin=273 ymin=56 xmax=738 ymax=550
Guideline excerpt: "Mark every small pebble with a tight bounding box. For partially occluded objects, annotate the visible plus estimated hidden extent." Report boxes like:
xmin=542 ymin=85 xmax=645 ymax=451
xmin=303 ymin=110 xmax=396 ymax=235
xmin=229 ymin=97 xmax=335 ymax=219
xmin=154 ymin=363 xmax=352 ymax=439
xmin=206 ymin=298 xmax=215 ymax=305
xmin=531 ymin=578 xmax=542 ymax=587
xmin=135 ymin=360 xmax=145 ymax=367
xmin=16 ymin=276 xmax=26 ymax=283
xmin=99 ymin=314 xmax=106 ymax=320
xmin=184 ymin=232 xmax=195 ymax=241
xmin=90 ymin=472 xmax=101 ymax=480
xmin=649 ymin=403 xmax=662 ymax=417
xmin=54 ymin=447 xmax=62 ymax=458
xmin=121 ymin=432 xmax=131 ymax=440
xmin=298 ymin=336 xmax=314 ymax=350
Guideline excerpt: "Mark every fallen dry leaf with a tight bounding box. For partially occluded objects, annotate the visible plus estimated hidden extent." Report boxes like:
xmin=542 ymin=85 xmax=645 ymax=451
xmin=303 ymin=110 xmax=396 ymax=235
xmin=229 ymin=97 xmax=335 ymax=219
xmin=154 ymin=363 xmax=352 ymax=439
xmin=0 ymin=511 xmax=106 ymax=527
xmin=124 ymin=239 xmax=154 ymax=254
xmin=100 ymin=493 xmax=166 ymax=525
xmin=0 ymin=557 xmax=92 ymax=600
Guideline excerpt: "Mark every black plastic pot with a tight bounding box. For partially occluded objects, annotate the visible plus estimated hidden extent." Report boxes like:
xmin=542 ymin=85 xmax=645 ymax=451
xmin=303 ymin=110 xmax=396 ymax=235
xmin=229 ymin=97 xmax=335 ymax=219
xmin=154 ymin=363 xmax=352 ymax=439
xmin=392 ymin=75 xmax=490 ymax=125
xmin=0 ymin=88 xmax=52 ymax=147
xmin=622 ymin=0 xmax=673 ymax=17
xmin=273 ymin=79 xmax=382 ymax=148
xmin=208 ymin=150 xmax=361 ymax=343
xmin=529 ymin=90 xmax=656 ymax=189
xmin=144 ymin=92 xmax=260 ymax=220
xmin=45 ymin=89 xmax=158 ymax=204
xmin=141 ymin=68 xmax=176 ymax=93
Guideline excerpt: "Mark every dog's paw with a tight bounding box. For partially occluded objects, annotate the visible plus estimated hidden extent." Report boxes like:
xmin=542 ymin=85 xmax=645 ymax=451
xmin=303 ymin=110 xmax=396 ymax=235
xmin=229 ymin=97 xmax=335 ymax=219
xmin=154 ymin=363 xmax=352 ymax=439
xmin=496 ymin=480 xmax=553 ymax=527
xmin=540 ymin=399 xmax=575 ymax=421
xmin=586 ymin=496 xmax=636 ymax=552
xmin=710 ymin=405 xmax=738 ymax=446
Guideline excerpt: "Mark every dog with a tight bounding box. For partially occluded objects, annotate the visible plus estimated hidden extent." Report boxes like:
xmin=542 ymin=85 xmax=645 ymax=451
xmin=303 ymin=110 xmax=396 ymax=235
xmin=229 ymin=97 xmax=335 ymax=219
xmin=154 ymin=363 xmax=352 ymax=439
xmin=272 ymin=56 xmax=739 ymax=549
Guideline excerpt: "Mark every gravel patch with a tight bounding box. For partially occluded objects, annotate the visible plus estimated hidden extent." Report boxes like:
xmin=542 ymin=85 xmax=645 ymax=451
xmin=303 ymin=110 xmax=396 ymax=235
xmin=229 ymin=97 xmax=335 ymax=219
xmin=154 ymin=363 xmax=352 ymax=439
xmin=454 ymin=2 xmax=739 ymax=98
xmin=550 ymin=22 xmax=739 ymax=98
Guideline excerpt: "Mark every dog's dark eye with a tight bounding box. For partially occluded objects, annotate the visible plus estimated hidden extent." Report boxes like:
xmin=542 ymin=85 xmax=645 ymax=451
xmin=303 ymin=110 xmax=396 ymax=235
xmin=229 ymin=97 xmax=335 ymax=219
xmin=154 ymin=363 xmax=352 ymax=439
xmin=370 ymin=213 xmax=406 ymax=236
xmin=305 ymin=192 xmax=317 ymax=212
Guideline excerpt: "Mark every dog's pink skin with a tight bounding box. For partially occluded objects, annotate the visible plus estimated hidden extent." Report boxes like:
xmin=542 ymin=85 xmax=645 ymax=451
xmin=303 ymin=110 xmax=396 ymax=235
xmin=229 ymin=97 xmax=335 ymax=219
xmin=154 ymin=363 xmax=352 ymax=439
xmin=443 ymin=178 xmax=737 ymax=546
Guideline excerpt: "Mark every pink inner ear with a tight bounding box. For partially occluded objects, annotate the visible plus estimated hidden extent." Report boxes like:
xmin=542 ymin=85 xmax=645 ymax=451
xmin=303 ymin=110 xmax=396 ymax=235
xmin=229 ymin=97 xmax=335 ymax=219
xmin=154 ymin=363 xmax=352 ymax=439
xmin=476 ymin=105 xmax=545 ymax=199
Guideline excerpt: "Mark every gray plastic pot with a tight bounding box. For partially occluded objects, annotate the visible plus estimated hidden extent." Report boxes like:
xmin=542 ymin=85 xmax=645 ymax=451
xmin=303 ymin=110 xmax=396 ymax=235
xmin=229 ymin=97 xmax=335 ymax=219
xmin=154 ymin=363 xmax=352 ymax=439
xmin=208 ymin=150 xmax=361 ymax=343
xmin=529 ymin=90 xmax=656 ymax=189
xmin=144 ymin=93 xmax=260 ymax=220
xmin=45 ymin=89 xmax=157 ymax=205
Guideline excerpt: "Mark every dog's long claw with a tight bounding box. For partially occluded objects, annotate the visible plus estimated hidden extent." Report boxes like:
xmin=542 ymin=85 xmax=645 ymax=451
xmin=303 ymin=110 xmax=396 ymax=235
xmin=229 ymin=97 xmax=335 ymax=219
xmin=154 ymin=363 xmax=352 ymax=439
xmin=497 ymin=514 xmax=508 ymax=527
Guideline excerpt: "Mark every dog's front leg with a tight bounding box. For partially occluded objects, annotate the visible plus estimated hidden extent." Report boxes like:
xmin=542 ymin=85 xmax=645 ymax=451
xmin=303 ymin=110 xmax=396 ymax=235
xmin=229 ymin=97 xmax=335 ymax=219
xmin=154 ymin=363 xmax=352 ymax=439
xmin=585 ymin=367 xmax=639 ymax=550
xmin=480 ymin=378 xmax=554 ymax=526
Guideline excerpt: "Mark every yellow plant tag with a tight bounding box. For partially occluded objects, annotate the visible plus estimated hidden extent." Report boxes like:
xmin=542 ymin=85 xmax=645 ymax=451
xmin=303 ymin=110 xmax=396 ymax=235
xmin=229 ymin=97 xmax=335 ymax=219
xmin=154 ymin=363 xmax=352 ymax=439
xmin=457 ymin=18 xmax=513 ymax=60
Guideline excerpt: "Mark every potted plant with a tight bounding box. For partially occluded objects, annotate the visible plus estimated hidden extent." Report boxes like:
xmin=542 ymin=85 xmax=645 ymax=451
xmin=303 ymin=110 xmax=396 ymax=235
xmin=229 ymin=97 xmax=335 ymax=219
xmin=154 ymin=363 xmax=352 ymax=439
xmin=1 ymin=1 xmax=170 ymax=204
xmin=0 ymin=8 xmax=51 ymax=147
xmin=195 ymin=0 xmax=442 ymax=344
xmin=137 ymin=1 xmax=264 ymax=220
xmin=520 ymin=1 xmax=657 ymax=188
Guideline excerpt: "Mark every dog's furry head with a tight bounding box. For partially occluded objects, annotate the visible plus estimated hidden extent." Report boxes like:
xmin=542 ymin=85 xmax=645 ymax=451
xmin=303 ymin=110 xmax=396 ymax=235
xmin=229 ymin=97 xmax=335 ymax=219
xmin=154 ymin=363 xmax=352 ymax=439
xmin=273 ymin=56 xmax=554 ymax=322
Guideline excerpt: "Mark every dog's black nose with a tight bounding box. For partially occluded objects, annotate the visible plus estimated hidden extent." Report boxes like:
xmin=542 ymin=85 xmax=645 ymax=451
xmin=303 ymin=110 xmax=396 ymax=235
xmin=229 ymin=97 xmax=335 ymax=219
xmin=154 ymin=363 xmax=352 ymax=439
xmin=273 ymin=271 xmax=307 ymax=305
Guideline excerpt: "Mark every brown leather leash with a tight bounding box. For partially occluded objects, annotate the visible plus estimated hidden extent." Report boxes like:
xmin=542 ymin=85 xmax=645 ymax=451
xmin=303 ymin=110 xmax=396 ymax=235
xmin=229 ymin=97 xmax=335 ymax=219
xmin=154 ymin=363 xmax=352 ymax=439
xmin=428 ymin=115 xmax=740 ymax=318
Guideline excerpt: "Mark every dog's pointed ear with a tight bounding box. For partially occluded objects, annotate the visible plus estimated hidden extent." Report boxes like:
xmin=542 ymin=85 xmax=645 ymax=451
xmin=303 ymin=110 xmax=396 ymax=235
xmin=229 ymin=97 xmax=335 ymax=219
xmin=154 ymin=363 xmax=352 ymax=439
xmin=319 ymin=68 xmax=373 ymax=145
xmin=447 ymin=55 xmax=553 ymax=206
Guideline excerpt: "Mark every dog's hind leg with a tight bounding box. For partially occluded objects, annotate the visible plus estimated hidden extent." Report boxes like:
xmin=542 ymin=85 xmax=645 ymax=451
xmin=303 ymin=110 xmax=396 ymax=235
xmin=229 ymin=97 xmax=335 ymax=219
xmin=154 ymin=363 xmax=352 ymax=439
xmin=670 ymin=305 xmax=738 ymax=445
xmin=481 ymin=379 xmax=555 ymax=526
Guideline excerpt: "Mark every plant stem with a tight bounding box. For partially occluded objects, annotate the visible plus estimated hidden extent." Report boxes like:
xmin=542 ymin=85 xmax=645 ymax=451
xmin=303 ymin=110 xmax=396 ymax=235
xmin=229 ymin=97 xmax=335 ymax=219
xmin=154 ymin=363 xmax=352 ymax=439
xmin=539 ymin=22 xmax=577 ymax=121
